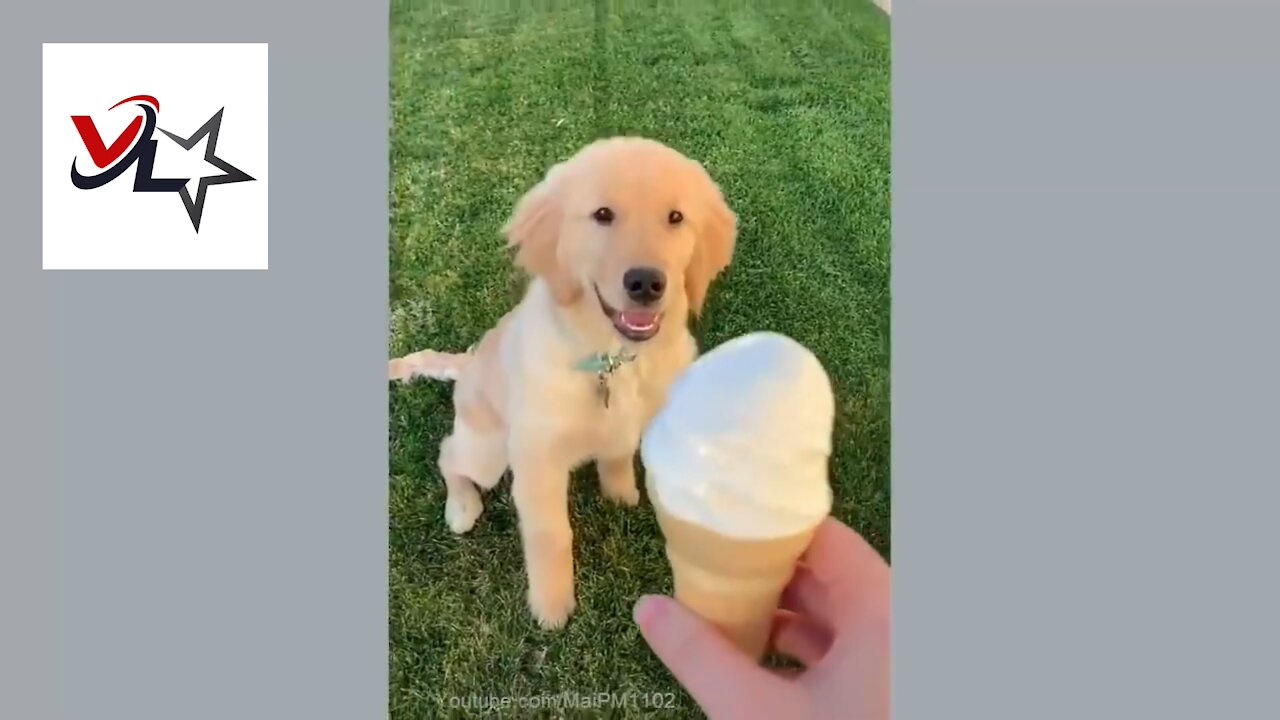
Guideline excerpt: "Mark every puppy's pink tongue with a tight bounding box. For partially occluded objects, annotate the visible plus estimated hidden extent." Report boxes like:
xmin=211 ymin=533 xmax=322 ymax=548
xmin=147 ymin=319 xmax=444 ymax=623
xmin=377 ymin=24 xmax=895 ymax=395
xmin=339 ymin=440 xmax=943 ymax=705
xmin=620 ymin=310 xmax=658 ymax=330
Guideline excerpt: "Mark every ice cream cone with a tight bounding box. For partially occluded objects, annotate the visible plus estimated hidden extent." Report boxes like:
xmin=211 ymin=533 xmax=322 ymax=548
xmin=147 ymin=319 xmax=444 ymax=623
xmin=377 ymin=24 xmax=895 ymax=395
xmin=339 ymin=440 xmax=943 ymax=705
xmin=649 ymin=483 xmax=817 ymax=659
xmin=640 ymin=332 xmax=836 ymax=661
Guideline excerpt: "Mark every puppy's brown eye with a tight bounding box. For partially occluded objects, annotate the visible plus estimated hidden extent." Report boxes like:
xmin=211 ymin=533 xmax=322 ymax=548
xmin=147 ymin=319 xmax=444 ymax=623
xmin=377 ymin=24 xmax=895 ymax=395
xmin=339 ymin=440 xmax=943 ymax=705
xmin=592 ymin=207 xmax=615 ymax=225
xmin=668 ymin=210 xmax=684 ymax=225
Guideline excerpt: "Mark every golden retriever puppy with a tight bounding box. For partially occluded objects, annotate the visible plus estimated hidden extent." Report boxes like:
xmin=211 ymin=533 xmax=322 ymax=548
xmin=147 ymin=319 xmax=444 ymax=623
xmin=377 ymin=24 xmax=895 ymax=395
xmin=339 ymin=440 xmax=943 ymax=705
xmin=389 ymin=137 xmax=736 ymax=628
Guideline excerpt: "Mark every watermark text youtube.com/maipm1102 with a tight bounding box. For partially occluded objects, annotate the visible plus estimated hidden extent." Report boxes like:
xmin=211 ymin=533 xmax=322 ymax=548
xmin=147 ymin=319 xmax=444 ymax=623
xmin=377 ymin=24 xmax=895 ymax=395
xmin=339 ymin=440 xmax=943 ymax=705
xmin=446 ymin=690 xmax=679 ymax=712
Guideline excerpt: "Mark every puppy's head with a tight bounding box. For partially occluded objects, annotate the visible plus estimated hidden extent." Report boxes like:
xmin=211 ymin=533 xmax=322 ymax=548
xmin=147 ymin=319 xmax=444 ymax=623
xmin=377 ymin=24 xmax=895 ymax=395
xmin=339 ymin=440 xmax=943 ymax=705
xmin=503 ymin=137 xmax=736 ymax=343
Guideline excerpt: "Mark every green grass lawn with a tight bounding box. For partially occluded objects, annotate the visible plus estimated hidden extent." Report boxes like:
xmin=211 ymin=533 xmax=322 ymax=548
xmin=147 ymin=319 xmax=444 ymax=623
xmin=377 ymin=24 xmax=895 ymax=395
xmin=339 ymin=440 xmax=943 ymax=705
xmin=389 ymin=1 xmax=890 ymax=716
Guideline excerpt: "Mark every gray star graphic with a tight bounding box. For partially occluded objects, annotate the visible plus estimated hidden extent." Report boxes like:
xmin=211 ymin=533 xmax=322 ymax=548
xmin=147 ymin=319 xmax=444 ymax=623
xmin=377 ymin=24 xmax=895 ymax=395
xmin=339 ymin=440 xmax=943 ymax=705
xmin=157 ymin=108 xmax=255 ymax=232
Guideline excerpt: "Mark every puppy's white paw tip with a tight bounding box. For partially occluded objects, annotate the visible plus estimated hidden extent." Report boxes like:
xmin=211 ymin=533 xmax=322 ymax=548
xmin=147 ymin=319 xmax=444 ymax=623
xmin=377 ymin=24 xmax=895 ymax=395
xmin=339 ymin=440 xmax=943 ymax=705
xmin=530 ymin=594 xmax=577 ymax=630
xmin=603 ymin=485 xmax=641 ymax=507
xmin=445 ymin=495 xmax=482 ymax=534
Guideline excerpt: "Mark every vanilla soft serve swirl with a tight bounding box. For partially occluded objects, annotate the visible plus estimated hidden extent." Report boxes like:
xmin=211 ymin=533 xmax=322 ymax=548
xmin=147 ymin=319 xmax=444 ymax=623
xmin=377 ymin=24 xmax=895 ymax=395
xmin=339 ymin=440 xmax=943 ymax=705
xmin=641 ymin=332 xmax=835 ymax=540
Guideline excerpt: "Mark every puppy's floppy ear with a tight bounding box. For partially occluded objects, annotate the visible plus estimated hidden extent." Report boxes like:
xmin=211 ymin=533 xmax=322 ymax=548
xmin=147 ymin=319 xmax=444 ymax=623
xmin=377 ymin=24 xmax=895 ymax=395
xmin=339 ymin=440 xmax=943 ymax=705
xmin=503 ymin=163 xmax=581 ymax=305
xmin=686 ymin=168 xmax=737 ymax=316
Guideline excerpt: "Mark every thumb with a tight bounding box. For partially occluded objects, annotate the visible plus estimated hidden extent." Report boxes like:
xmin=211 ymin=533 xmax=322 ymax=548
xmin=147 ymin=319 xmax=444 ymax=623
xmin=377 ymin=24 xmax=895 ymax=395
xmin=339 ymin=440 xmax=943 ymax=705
xmin=634 ymin=595 xmax=798 ymax=719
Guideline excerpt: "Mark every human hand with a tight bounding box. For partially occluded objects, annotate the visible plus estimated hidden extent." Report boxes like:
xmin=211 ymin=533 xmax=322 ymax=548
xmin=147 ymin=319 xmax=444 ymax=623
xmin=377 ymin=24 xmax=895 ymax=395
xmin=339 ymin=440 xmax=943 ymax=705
xmin=634 ymin=517 xmax=890 ymax=720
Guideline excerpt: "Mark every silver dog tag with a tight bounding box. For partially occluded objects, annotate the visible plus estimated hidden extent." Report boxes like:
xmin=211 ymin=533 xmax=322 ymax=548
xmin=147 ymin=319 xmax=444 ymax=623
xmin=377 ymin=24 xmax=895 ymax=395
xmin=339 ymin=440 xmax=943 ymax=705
xmin=597 ymin=373 xmax=611 ymax=409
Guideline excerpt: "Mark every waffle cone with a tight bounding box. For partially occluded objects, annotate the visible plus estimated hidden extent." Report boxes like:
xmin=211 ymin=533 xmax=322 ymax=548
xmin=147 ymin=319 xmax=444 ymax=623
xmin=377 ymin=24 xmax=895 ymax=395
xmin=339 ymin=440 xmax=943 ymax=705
xmin=649 ymin=486 xmax=817 ymax=660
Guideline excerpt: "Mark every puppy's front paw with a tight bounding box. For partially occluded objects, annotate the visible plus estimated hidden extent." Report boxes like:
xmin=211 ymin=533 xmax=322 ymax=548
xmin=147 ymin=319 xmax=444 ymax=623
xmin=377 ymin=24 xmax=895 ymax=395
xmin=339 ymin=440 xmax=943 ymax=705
xmin=601 ymin=481 xmax=641 ymax=507
xmin=524 ymin=543 xmax=576 ymax=627
xmin=599 ymin=459 xmax=640 ymax=507
xmin=528 ymin=581 xmax=577 ymax=630
xmin=444 ymin=490 xmax=483 ymax=534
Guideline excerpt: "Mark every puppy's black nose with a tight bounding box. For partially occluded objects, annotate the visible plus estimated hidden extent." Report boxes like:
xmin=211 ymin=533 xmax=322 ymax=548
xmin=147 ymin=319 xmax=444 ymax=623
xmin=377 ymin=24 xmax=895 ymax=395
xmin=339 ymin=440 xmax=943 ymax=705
xmin=623 ymin=267 xmax=666 ymax=305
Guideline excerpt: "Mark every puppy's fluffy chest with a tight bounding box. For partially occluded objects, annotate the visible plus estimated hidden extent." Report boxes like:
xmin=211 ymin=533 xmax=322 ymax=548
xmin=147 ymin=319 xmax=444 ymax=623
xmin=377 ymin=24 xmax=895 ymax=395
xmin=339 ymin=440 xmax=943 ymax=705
xmin=578 ymin=359 xmax=654 ymax=455
xmin=534 ymin=351 xmax=660 ymax=461
xmin=502 ymin=282 xmax=695 ymax=464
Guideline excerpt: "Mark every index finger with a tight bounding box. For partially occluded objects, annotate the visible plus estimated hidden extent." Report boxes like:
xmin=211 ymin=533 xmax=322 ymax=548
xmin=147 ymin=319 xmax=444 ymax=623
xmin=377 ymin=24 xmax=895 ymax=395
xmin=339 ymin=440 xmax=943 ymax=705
xmin=803 ymin=517 xmax=887 ymax=571
xmin=794 ymin=517 xmax=890 ymax=618
xmin=634 ymin=595 xmax=801 ymax=719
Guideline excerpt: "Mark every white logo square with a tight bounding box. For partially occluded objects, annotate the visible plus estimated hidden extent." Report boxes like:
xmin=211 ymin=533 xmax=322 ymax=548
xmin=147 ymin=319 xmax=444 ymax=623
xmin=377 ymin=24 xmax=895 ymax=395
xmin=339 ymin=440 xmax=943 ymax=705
xmin=42 ymin=43 xmax=269 ymax=270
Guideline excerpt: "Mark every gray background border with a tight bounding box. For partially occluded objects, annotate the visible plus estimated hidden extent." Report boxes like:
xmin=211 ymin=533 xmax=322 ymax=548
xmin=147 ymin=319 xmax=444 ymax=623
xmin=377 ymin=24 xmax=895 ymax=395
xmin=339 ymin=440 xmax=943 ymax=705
xmin=2 ymin=3 xmax=388 ymax=719
xmin=4 ymin=0 xmax=1280 ymax=718
xmin=895 ymin=1 xmax=1279 ymax=718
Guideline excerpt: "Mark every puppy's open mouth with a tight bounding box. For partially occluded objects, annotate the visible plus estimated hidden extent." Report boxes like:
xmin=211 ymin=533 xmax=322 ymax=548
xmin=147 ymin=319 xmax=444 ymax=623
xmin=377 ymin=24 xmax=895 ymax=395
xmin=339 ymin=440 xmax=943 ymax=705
xmin=594 ymin=285 xmax=663 ymax=342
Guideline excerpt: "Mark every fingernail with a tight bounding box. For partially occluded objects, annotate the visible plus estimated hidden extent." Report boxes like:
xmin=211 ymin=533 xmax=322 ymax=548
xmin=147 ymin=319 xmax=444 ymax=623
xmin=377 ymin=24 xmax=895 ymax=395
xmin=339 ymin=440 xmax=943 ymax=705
xmin=633 ymin=594 xmax=667 ymax=627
